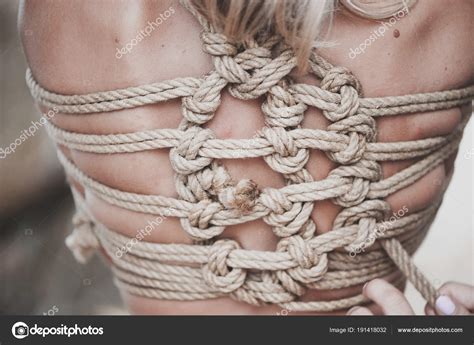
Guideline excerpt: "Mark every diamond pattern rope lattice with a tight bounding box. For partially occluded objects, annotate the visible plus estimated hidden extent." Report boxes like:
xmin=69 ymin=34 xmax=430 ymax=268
xmin=25 ymin=0 xmax=474 ymax=312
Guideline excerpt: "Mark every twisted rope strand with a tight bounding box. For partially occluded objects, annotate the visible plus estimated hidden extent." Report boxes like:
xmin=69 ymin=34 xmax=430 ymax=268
xmin=26 ymin=0 xmax=474 ymax=312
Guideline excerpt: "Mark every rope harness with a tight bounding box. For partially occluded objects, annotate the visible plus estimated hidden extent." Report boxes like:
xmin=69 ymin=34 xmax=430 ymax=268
xmin=26 ymin=0 xmax=474 ymax=312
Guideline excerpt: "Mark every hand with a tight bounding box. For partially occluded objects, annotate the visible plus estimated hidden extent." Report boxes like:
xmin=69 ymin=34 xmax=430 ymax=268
xmin=346 ymin=279 xmax=474 ymax=315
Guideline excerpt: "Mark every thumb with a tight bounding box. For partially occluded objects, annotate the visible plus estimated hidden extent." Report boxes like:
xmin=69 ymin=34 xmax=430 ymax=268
xmin=434 ymin=295 xmax=470 ymax=315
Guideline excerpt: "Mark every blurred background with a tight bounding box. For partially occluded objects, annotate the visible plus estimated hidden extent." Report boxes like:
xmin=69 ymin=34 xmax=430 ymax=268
xmin=0 ymin=0 xmax=123 ymax=315
xmin=0 ymin=1 xmax=472 ymax=315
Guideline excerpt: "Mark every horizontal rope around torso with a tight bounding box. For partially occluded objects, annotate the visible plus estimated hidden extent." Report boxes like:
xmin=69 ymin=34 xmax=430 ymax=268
xmin=25 ymin=0 xmax=474 ymax=312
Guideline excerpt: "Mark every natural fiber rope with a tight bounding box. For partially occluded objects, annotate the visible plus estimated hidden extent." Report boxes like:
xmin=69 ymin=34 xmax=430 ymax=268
xmin=26 ymin=0 xmax=473 ymax=312
xmin=26 ymin=69 xmax=474 ymax=116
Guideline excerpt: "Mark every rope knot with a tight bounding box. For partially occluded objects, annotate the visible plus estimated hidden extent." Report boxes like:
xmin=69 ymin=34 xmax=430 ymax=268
xmin=218 ymin=179 xmax=260 ymax=213
xmin=170 ymin=127 xmax=214 ymax=175
xmin=262 ymin=83 xmax=307 ymax=127
xmin=181 ymin=94 xmax=221 ymax=124
xmin=286 ymin=235 xmax=318 ymax=269
xmin=261 ymin=187 xmax=316 ymax=237
xmin=229 ymin=49 xmax=296 ymax=100
xmin=329 ymin=160 xmax=382 ymax=207
xmin=333 ymin=199 xmax=391 ymax=252
xmin=65 ymin=211 xmax=99 ymax=264
xmin=277 ymin=236 xmax=328 ymax=287
xmin=321 ymin=66 xmax=361 ymax=94
xmin=180 ymin=199 xmax=225 ymax=240
xmin=321 ymin=67 xmax=362 ymax=122
xmin=202 ymin=33 xmax=277 ymax=86
xmin=201 ymin=32 xmax=238 ymax=57
xmin=202 ymin=31 xmax=251 ymax=84
xmin=328 ymin=132 xmax=367 ymax=165
xmin=181 ymin=72 xmax=225 ymax=124
xmin=326 ymin=114 xmax=376 ymax=165
xmin=261 ymin=127 xmax=309 ymax=174
xmin=260 ymin=187 xmax=292 ymax=214
xmin=202 ymin=239 xmax=246 ymax=293
xmin=261 ymin=127 xmax=297 ymax=156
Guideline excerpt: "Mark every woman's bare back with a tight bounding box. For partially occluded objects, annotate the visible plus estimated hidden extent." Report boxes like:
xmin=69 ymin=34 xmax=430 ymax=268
xmin=19 ymin=0 xmax=474 ymax=314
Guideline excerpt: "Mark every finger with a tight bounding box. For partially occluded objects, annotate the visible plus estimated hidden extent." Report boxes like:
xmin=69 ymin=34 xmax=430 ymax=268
xmin=424 ymin=303 xmax=436 ymax=316
xmin=367 ymin=303 xmax=384 ymax=316
xmin=363 ymin=279 xmax=415 ymax=315
xmin=347 ymin=307 xmax=373 ymax=315
xmin=438 ymin=282 xmax=474 ymax=310
xmin=435 ymin=295 xmax=470 ymax=316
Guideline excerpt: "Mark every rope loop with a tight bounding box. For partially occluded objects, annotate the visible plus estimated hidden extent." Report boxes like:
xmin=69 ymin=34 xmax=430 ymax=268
xmin=21 ymin=0 xmax=474 ymax=311
xmin=170 ymin=127 xmax=215 ymax=175
xmin=333 ymin=199 xmax=392 ymax=252
xmin=180 ymin=199 xmax=225 ymax=240
xmin=202 ymin=239 xmax=247 ymax=293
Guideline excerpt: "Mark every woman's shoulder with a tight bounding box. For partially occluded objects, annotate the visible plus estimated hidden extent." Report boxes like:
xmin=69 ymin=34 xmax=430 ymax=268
xmin=320 ymin=0 xmax=474 ymax=97
xmin=19 ymin=0 xmax=208 ymax=94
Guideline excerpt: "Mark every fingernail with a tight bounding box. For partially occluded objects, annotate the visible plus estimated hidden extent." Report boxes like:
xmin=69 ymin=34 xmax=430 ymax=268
xmin=347 ymin=306 xmax=360 ymax=315
xmin=435 ymin=295 xmax=456 ymax=315
xmin=362 ymin=282 xmax=369 ymax=294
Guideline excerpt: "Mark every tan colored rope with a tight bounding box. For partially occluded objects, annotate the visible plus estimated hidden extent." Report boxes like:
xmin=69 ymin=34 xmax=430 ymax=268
xmin=26 ymin=0 xmax=473 ymax=312
xmin=26 ymin=69 xmax=474 ymax=116
xmin=43 ymin=118 xmax=461 ymax=159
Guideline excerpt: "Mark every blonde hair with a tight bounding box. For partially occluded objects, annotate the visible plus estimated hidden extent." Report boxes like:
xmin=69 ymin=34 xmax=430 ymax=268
xmin=190 ymin=0 xmax=416 ymax=71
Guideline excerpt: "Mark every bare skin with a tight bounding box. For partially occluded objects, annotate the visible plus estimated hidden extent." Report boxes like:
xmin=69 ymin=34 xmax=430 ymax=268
xmin=348 ymin=280 xmax=474 ymax=315
xmin=19 ymin=0 xmax=474 ymax=314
